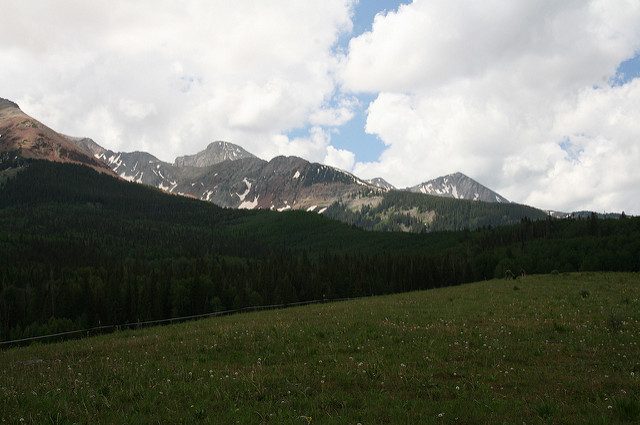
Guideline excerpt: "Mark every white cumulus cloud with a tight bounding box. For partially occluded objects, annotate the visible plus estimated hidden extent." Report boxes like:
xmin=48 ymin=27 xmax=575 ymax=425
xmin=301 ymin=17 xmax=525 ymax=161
xmin=0 ymin=0 xmax=356 ymax=163
xmin=345 ymin=0 xmax=640 ymax=213
xmin=324 ymin=145 xmax=356 ymax=171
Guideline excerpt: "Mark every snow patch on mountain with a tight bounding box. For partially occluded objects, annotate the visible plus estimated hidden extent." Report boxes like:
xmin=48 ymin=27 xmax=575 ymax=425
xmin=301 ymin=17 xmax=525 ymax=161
xmin=239 ymin=195 xmax=259 ymax=209
xmin=237 ymin=178 xmax=252 ymax=201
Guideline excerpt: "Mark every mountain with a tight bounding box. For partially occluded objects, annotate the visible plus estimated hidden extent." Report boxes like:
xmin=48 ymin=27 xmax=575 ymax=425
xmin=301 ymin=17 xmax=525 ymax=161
xmin=75 ymin=135 xmax=524 ymax=226
xmin=0 ymin=98 xmax=114 ymax=175
xmin=65 ymin=125 xmax=547 ymax=231
xmin=366 ymin=177 xmax=395 ymax=191
xmin=92 ymin=147 xmax=183 ymax=191
xmin=175 ymin=155 xmax=381 ymax=211
xmin=1 ymin=97 xmax=550 ymax=232
xmin=75 ymin=138 xmax=381 ymax=212
xmin=67 ymin=136 xmax=107 ymax=158
xmin=408 ymin=172 xmax=509 ymax=203
xmin=174 ymin=140 xmax=255 ymax=167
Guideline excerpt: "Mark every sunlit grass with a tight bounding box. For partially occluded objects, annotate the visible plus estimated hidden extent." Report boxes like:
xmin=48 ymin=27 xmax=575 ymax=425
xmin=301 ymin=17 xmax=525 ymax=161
xmin=1 ymin=272 xmax=639 ymax=424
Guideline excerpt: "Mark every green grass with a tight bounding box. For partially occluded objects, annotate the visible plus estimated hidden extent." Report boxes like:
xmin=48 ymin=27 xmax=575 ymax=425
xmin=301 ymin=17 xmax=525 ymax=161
xmin=1 ymin=272 xmax=639 ymax=424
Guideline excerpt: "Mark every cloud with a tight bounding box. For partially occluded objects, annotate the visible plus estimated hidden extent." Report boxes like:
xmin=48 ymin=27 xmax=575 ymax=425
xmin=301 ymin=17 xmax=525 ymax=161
xmin=0 ymin=0 xmax=356 ymax=162
xmin=118 ymin=99 xmax=157 ymax=120
xmin=3 ymin=0 xmax=640 ymax=214
xmin=267 ymin=126 xmax=357 ymax=172
xmin=324 ymin=145 xmax=356 ymax=171
xmin=309 ymin=97 xmax=358 ymax=127
xmin=346 ymin=0 xmax=640 ymax=213
xmin=529 ymin=80 xmax=640 ymax=213
xmin=271 ymin=127 xmax=332 ymax=162
xmin=343 ymin=0 xmax=640 ymax=93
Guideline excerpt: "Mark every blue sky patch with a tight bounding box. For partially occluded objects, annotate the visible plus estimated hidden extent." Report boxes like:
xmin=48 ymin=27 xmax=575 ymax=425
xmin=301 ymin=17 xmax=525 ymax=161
xmin=610 ymin=52 xmax=640 ymax=86
xmin=289 ymin=0 xmax=407 ymax=165
xmin=329 ymin=93 xmax=385 ymax=163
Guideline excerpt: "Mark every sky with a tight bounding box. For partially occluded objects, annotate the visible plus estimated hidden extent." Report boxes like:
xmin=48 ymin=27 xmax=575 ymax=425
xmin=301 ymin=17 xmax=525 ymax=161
xmin=1 ymin=0 xmax=640 ymax=213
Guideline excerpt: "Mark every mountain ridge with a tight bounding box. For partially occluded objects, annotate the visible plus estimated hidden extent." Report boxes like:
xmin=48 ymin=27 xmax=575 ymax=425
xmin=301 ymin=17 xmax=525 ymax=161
xmin=0 ymin=98 xmax=115 ymax=175
xmin=82 ymin=140 xmax=380 ymax=212
xmin=408 ymin=172 xmax=509 ymax=203
xmin=1 ymin=97 xmax=556 ymax=232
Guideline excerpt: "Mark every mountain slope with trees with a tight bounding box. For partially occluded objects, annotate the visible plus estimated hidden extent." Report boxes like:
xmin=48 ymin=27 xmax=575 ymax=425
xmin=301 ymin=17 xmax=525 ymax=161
xmin=1 ymin=158 xmax=639 ymax=341
xmin=324 ymin=190 xmax=548 ymax=232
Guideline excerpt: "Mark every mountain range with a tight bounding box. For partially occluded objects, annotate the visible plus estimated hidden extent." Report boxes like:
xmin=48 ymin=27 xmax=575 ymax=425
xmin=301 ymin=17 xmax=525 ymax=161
xmin=1 ymin=97 xmax=552 ymax=231
xmin=87 ymin=141 xmax=510 ymax=210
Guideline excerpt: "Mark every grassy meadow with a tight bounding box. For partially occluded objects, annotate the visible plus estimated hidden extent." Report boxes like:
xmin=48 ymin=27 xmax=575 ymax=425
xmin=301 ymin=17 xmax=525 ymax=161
xmin=1 ymin=272 xmax=639 ymax=424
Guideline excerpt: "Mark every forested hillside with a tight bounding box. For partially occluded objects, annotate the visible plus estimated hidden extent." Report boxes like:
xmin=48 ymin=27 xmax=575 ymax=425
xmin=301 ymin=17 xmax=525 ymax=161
xmin=325 ymin=190 xmax=548 ymax=232
xmin=1 ymin=159 xmax=639 ymax=341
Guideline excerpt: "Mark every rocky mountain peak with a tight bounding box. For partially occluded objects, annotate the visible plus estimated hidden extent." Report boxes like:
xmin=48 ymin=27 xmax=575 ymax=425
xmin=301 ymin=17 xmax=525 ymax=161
xmin=174 ymin=140 xmax=255 ymax=167
xmin=409 ymin=172 xmax=509 ymax=203
xmin=366 ymin=177 xmax=395 ymax=191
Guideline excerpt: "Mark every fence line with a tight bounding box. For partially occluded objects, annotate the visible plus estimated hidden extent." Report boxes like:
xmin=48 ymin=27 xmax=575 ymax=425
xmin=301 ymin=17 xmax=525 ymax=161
xmin=0 ymin=296 xmax=360 ymax=348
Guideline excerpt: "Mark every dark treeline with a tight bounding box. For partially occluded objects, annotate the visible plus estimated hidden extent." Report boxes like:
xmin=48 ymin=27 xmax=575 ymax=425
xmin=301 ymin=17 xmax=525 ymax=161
xmin=0 ymin=253 xmax=466 ymax=341
xmin=1 ymin=160 xmax=639 ymax=341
